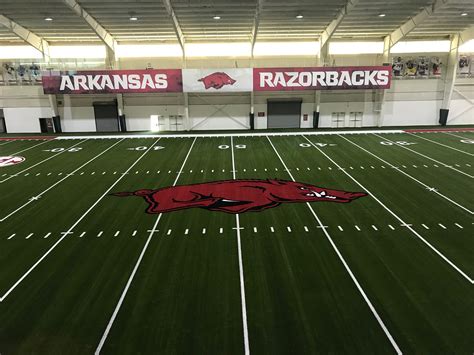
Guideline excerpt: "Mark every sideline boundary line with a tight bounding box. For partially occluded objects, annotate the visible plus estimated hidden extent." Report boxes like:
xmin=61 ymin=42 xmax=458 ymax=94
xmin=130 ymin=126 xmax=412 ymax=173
xmin=55 ymin=130 xmax=404 ymax=140
xmin=0 ymin=139 xmax=125 ymax=222
xmin=303 ymin=135 xmax=474 ymax=284
xmin=266 ymin=135 xmax=402 ymax=355
xmin=0 ymin=138 xmax=162 ymax=303
xmin=338 ymin=135 xmax=473 ymax=215
xmin=95 ymin=137 xmax=198 ymax=354
xmin=406 ymin=132 xmax=473 ymax=157
xmin=0 ymin=139 xmax=88 ymax=184
xmin=0 ymin=140 xmax=14 ymax=146
xmin=443 ymin=131 xmax=474 ymax=140
xmin=231 ymin=136 xmax=250 ymax=355
xmin=373 ymin=133 xmax=473 ymax=179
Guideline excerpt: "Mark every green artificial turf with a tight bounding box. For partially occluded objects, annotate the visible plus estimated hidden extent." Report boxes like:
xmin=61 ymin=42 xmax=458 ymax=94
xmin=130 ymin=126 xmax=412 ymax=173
xmin=0 ymin=131 xmax=473 ymax=354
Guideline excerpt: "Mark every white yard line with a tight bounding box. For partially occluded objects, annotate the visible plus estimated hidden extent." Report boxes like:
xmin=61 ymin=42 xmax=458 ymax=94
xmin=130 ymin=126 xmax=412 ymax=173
xmin=95 ymin=137 xmax=197 ymax=354
xmin=373 ymin=134 xmax=473 ymax=179
xmin=0 ymin=138 xmax=162 ymax=303
xmin=266 ymin=135 xmax=402 ymax=355
xmin=338 ymin=135 xmax=473 ymax=215
xmin=303 ymin=135 xmax=473 ymax=285
xmin=405 ymin=132 xmax=474 ymax=157
xmin=0 ymin=139 xmax=88 ymax=184
xmin=230 ymin=135 xmax=250 ymax=355
xmin=8 ymin=139 xmax=51 ymax=155
xmin=0 ymin=139 xmax=125 ymax=222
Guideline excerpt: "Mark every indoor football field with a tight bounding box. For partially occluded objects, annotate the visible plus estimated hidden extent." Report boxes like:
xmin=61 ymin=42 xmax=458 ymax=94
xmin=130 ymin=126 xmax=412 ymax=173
xmin=0 ymin=129 xmax=473 ymax=354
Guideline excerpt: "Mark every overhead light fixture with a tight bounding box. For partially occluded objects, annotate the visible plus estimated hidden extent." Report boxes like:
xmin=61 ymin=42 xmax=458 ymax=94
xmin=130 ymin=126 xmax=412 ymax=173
xmin=213 ymin=15 xmax=221 ymax=20
xmin=296 ymin=14 xmax=304 ymax=19
xmin=44 ymin=17 xmax=53 ymax=21
xmin=129 ymin=16 xmax=138 ymax=21
xmin=378 ymin=13 xmax=386 ymax=17
xmin=460 ymin=12 xmax=468 ymax=16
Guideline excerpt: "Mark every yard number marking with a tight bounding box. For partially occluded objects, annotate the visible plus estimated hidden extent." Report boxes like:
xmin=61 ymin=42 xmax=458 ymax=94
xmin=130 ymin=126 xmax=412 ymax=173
xmin=127 ymin=146 xmax=165 ymax=151
xmin=380 ymin=141 xmax=416 ymax=146
xmin=43 ymin=147 xmax=83 ymax=153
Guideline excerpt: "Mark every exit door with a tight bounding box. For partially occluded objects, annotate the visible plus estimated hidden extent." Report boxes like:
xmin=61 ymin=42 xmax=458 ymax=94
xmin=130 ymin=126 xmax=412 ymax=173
xmin=331 ymin=112 xmax=346 ymax=128
xmin=0 ymin=109 xmax=6 ymax=133
xmin=169 ymin=115 xmax=184 ymax=131
xmin=349 ymin=112 xmax=363 ymax=128
xmin=39 ymin=118 xmax=54 ymax=133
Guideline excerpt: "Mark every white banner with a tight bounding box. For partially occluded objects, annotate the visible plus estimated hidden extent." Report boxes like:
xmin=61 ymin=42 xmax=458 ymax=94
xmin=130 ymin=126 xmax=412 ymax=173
xmin=183 ymin=68 xmax=253 ymax=93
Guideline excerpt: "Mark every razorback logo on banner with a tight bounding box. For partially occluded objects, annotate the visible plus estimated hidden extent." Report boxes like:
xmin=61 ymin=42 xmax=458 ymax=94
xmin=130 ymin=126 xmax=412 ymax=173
xmin=183 ymin=68 xmax=253 ymax=92
xmin=253 ymin=66 xmax=392 ymax=91
xmin=42 ymin=69 xmax=183 ymax=94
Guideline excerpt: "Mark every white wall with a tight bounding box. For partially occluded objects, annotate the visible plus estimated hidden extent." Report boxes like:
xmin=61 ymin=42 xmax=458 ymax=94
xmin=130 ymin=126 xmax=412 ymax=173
xmin=124 ymin=105 xmax=182 ymax=131
xmin=4 ymin=107 xmax=52 ymax=133
xmin=59 ymin=106 xmax=96 ymax=132
xmin=189 ymin=104 xmax=249 ymax=130
xmin=449 ymin=80 xmax=474 ymax=125
xmin=382 ymin=100 xmax=441 ymax=126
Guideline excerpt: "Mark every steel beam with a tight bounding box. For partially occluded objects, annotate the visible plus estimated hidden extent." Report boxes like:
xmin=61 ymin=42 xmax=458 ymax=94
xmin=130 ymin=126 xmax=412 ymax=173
xmin=319 ymin=0 xmax=359 ymax=64
xmin=63 ymin=0 xmax=118 ymax=61
xmin=383 ymin=0 xmax=451 ymax=60
xmin=251 ymin=0 xmax=265 ymax=57
xmin=162 ymin=0 xmax=185 ymax=56
xmin=0 ymin=14 xmax=50 ymax=60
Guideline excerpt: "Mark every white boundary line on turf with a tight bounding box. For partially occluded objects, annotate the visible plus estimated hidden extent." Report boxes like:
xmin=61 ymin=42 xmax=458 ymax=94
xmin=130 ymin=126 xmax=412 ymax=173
xmin=0 ymin=139 xmax=126 ymax=222
xmin=8 ymin=139 xmax=51 ymax=155
xmin=95 ymin=137 xmax=198 ymax=355
xmin=303 ymin=135 xmax=474 ymax=284
xmin=443 ymin=131 xmax=474 ymax=140
xmin=0 ymin=139 xmax=88 ymax=184
xmin=0 ymin=140 xmax=14 ymax=146
xmin=0 ymin=138 xmax=162 ymax=303
xmin=338 ymin=135 xmax=473 ymax=215
xmin=406 ymin=132 xmax=474 ymax=157
xmin=266 ymin=135 xmax=402 ymax=355
xmin=372 ymin=133 xmax=473 ymax=179
xmin=54 ymin=130 xmax=404 ymax=140
xmin=231 ymin=136 xmax=250 ymax=355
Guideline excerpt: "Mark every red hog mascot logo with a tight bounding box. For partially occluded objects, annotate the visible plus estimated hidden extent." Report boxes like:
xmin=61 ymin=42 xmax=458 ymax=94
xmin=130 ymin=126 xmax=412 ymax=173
xmin=198 ymin=72 xmax=237 ymax=90
xmin=112 ymin=179 xmax=367 ymax=214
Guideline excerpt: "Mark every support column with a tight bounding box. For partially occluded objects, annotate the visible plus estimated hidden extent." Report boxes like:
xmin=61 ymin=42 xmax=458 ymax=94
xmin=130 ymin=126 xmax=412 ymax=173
xmin=373 ymin=40 xmax=392 ymax=127
xmin=440 ymin=34 xmax=460 ymax=125
xmin=184 ymin=93 xmax=190 ymax=131
xmin=48 ymin=94 xmax=62 ymax=133
xmin=442 ymin=33 xmax=460 ymax=109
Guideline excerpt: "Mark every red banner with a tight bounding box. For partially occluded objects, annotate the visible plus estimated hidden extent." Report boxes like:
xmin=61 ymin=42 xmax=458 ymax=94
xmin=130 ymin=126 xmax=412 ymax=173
xmin=42 ymin=69 xmax=183 ymax=94
xmin=253 ymin=66 xmax=392 ymax=91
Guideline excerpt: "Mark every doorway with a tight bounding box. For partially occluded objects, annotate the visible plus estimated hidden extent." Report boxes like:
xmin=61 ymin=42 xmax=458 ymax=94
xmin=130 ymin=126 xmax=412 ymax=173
xmin=267 ymin=100 xmax=302 ymax=129
xmin=0 ymin=109 xmax=6 ymax=133
xmin=93 ymin=101 xmax=119 ymax=132
xmin=39 ymin=118 xmax=55 ymax=133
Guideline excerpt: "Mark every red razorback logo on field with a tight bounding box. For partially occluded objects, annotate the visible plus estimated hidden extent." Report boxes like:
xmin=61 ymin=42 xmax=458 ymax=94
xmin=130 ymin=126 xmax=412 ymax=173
xmin=198 ymin=72 xmax=236 ymax=90
xmin=112 ymin=179 xmax=367 ymax=214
